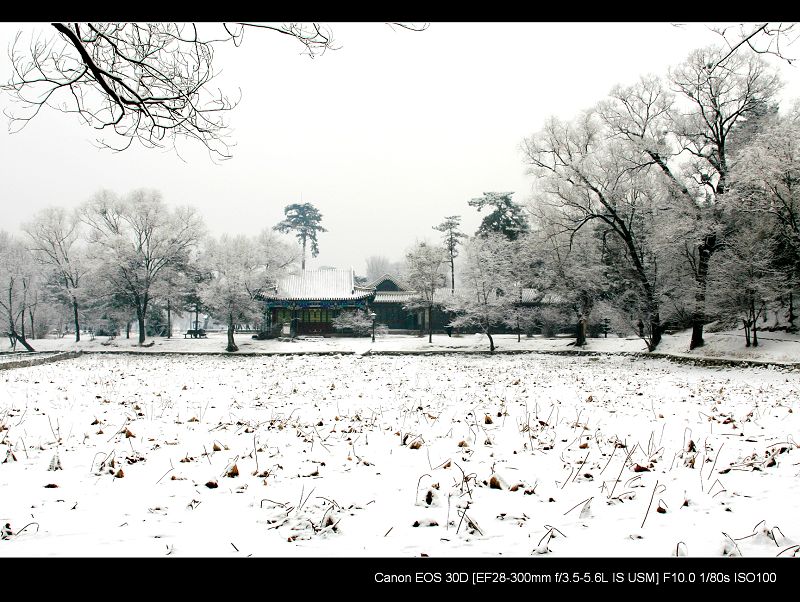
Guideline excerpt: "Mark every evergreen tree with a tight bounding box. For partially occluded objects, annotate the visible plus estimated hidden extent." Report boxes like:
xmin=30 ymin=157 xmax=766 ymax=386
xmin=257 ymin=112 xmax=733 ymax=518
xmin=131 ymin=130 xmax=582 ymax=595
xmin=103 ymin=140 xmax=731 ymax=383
xmin=468 ymin=192 xmax=529 ymax=241
xmin=433 ymin=215 xmax=467 ymax=292
xmin=273 ymin=203 xmax=327 ymax=270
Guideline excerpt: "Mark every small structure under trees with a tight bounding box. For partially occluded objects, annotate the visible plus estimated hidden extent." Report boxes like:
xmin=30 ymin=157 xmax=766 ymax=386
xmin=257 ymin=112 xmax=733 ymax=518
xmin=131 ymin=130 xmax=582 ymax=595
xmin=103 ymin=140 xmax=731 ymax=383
xmin=258 ymin=268 xmax=375 ymax=336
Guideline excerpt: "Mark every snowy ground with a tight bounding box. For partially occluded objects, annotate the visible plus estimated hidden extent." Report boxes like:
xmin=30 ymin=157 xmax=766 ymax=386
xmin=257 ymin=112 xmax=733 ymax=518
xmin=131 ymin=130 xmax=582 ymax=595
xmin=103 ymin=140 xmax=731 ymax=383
xmin=27 ymin=331 xmax=648 ymax=354
xmin=24 ymin=328 xmax=800 ymax=366
xmin=1 ymin=352 xmax=798 ymax=557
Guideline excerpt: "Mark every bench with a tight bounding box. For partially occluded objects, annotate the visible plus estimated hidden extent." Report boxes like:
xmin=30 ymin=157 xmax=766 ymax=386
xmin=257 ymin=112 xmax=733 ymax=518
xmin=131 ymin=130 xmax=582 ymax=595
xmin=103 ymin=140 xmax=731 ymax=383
xmin=184 ymin=329 xmax=207 ymax=339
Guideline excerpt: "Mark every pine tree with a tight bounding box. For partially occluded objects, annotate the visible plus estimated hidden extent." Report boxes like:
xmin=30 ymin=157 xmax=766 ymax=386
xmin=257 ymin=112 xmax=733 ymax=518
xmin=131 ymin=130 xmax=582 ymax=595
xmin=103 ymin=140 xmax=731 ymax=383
xmin=468 ymin=192 xmax=529 ymax=241
xmin=273 ymin=203 xmax=327 ymax=270
xmin=432 ymin=216 xmax=467 ymax=292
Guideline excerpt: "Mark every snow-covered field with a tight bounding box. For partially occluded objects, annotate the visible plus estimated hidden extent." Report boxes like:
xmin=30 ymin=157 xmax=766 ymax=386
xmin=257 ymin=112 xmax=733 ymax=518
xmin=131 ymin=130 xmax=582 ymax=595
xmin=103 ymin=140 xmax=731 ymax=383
xmin=28 ymin=328 xmax=800 ymax=366
xmin=1 ymin=353 xmax=798 ymax=557
xmin=29 ymin=331 xmax=649 ymax=355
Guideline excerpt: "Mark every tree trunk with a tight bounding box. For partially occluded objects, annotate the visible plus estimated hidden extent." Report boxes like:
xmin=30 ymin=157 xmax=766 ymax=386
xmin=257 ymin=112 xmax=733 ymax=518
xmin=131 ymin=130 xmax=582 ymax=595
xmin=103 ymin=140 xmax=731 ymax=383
xmin=787 ymin=292 xmax=797 ymax=333
xmin=226 ymin=313 xmax=239 ymax=352
xmin=450 ymin=255 xmax=455 ymax=294
xmin=487 ymin=328 xmax=495 ymax=353
xmin=428 ymin=305 xmax=433 ymax=344
xmin=689 ymin=235 xmax=716 ymax=350
xmin=126 ymin=321 xmax=131 ymax=339
xmin=137 ymin=304 xmax=146 ymax=345
xmin=301 ymin=237 xmax=307 ymax=271
xmin=11 ymin=329 xmax=35 ymax=352
xmin=648 ymin=314 xmax=662 ymax=351
xmin=751 ymin=300 xmax=759 ymax=347
xmin=167 ymin=300 xmax=172 ymax=338
xmin=20 ymin=311 xmax=25 ymax=340
xmin=28 ymin=307 xmax=34 ymax=341
xmin=743 ymin=319 xmax=751 ymax=347
xmin=576 ymin=315 xmax=586 ymax=347
xmin=72 ymin=297 xmax=80 ymax=343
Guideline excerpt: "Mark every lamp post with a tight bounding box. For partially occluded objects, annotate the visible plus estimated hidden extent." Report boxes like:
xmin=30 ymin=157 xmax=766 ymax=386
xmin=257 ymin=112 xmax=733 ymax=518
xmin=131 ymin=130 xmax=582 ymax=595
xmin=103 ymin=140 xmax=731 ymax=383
xmin=369 ymin=311 xmax=377 ymax=343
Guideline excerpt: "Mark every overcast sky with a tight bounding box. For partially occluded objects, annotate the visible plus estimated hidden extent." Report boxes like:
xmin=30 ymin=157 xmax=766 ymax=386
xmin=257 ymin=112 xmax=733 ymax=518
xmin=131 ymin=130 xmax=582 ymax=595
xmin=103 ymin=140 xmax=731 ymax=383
xmin=1 ymin=22 xmax=798 ymax=274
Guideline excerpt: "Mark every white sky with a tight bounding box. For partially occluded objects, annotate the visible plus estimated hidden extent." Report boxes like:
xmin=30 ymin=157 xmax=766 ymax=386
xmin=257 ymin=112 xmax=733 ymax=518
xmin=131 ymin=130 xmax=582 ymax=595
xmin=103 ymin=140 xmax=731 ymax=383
xmin=1 ymin=22 xmax=798 ymax=274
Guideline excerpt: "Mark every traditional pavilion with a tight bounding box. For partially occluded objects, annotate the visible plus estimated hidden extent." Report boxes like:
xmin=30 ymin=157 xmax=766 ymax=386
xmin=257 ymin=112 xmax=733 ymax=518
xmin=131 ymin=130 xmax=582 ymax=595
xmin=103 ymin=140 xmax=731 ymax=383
xmin=365 ymin=274 xmax=420 ymax=330
xmin=260 ymin=269 xmax=562 ymax=337
xmin=259 ymin=268 xmax=376 ymax=336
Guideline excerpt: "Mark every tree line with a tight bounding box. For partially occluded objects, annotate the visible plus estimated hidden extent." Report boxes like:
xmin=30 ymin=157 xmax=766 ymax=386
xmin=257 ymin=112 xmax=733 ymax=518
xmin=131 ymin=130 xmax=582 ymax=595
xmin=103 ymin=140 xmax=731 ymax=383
xmin=402 ymin=43 xmax=799 ymax=352
xmin=2 ymin=38 xmax=797 ymax=354
xmin=0 ymin=195 xmax=324 ymax=353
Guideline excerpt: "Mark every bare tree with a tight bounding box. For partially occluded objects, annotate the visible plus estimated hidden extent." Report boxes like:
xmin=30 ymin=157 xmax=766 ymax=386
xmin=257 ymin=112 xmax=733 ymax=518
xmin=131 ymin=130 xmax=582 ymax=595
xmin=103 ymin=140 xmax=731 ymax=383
xmin=707 ymin=23 xmax=799 ymax=67
xmin=81 ymin=188 xmax=204 ymax=345
xmin=23 ymin=206 xmax=88 ymax=342
xmin=0 ymin=232 xmax=37 ymax=351
xmin=365 ymin=255 xmax=399 ymax=282
xmin=596 ymin=47 xmax=781 ymax=348
xmin=523 ymin=113 xmax=672 ymax=350
xmin=2 ymin=23 xmax=427 ymax=159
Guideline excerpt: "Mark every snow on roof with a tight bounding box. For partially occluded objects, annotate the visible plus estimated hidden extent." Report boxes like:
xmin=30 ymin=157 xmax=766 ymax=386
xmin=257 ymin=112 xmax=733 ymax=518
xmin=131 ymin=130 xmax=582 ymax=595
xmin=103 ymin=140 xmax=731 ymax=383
xmin=373 ymin=290 xmax=419 ymax=303
xmin=363 ymin=273 xmax=408 ymax=290
xmin=262 ymin=268 xmax=376 ymax=301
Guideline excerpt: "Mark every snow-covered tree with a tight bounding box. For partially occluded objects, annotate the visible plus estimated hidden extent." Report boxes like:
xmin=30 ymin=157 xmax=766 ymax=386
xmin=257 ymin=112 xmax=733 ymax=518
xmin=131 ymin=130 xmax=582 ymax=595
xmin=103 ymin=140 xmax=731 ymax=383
xmin=201 ymin=231 xmax=297 ymax=352
xmin=596 ymin=47 xmax=781 ymax=349
xmin=708 ymin=220 xmax=782 ymax=346
xmin=730 ymin=111 xmax=800 ymax=296
xmin=445 ymin=233 xmax=515 ymax=352
xmin=528 ymin=217 xmax=606 ymax=346
xmin=364 ymin=255 xmax=403 ymax=282
xmin=403 ymin=241 xmax=447 ymax=343
xmin=81 ymin=188 xmax=204 ymax=345
xmin=23 ymin=206 xmax=89 ymax=342
xmin=331 ymin=309 xmax=373 ymax=336
xmin=523 ymin=113 xmax=673 ymax=350
xmin=0 ymin=232 xmax=38 ymax=351
xmin=149 ymin=267 xmax=195 ymax=339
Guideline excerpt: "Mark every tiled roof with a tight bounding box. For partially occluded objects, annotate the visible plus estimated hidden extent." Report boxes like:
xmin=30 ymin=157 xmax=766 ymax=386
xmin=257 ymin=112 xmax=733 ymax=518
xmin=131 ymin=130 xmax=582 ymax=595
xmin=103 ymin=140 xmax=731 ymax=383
xmin=374 ymin=291 xmax=419 ymax=303
xmin=363 ymin=273 xmax=408 ymax=290
xmin=260 ymin=269 xmax=376 ymax=301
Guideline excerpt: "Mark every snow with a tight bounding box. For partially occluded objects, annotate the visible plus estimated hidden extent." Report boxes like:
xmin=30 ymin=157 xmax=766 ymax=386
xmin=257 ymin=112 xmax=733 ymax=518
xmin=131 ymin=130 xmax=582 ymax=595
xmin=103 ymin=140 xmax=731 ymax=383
xmin=23 ymin=331 xmax=649 ymax=356
xmin=1 ymin=350 xmax=798 ymax=557
xmin=655 ymin=328 xmax=800 ymax=365
xmin=24 ymin=328 xmax=800 ymax=367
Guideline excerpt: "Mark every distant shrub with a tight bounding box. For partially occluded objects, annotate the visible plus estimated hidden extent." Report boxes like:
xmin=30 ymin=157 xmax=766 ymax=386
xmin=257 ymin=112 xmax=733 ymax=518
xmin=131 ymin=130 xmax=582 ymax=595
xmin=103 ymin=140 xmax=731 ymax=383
xmin=332 ymin=310 xmax=373 ymax=335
